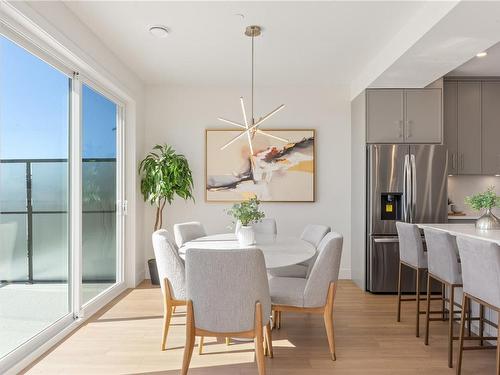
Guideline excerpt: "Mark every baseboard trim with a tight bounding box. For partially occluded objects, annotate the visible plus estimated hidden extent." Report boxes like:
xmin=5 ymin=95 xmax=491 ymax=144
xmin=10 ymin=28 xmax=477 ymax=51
xmin=339 ymin=268 xmax=351 ymax=280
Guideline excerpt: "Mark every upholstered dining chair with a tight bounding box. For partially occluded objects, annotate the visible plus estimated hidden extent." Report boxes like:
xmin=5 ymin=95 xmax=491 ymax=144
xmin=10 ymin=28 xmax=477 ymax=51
xmin=301 ymin=224 xmax=331 ymax=248
xmin=173 ymin=221 xmax=207 ymax=248
xmin=152 ymin=230 xmax=205 ymax=353
xmin=455 ymin=236 xmax=500 ymax=375
xmin=423 ymin=228 xmax=466 ymax=368
xmin=396 ymin=222 xmax=445 ymax=338
xmin=268 ymin=224 xmax=331 ymax=279
xmin=182 ymin=248 xmax=273 ymax=375
xmin=269 ymin=232 xmax=343 ymax=360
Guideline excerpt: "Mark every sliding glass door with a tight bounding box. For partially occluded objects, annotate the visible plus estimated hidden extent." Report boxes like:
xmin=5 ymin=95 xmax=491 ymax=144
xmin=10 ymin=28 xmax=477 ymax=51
xmin=81 ymin=84 xmax=118 ymax=304
xmin=0 ymin=34 xmax=71 ymax=359
xmin=0 ymin=30 xmax=124 ymax=367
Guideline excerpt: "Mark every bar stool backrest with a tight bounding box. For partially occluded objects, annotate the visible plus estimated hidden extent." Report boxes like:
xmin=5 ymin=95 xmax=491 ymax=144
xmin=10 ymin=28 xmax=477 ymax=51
xmin=456 ymin=236 xmax=500 ymax=309
xmin=396 ymin=222 xmax=426 ymax=268
xmin=424 ymin=228 xmax=462 ymax=285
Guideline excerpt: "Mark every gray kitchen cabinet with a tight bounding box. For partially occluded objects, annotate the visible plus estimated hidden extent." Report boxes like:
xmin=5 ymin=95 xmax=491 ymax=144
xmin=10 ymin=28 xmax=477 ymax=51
xmin=444 ymin=82 xmax=459 ymax=174
xmin=405 ymin=89 xmax=442 ymax=143
xmin=366 ymin=89 xmax=442 ymax=144
xmin=482 ymin=82 xmax=500 ymax=175
xmin=457 ymin=82 xmax=482 ymax=174
xmin=366 ymin=89 xmax=404 ymax=143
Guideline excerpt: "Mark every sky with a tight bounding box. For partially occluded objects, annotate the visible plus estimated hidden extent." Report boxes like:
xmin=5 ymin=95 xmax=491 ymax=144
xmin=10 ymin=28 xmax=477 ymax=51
xmin=0 ymin=35 xmax=117 ymax=160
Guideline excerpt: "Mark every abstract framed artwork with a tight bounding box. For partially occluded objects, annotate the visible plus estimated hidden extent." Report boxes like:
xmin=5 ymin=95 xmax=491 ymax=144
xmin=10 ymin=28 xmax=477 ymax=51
xmin=205 ymin=129 xmax=315 ymax=202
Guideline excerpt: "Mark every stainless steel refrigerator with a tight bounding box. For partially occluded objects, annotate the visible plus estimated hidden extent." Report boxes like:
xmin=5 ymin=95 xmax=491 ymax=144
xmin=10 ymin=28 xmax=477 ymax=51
xmin=366 ymin=144 xmax=448 ymax=293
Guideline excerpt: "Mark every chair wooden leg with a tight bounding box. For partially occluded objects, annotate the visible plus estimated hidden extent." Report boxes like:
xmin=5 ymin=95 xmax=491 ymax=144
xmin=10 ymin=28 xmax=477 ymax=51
xmin=397 ymin=261 xmax=402 ymax=322
xmin=323 ymin=283 xmax=337 ymax=361
xmin=496 ymin=314 xmax=500 ymax=375
xmin=480 ymin=304 xmax=485 ymax=346
xmin=173 ymin=306 xmax=177 ymax=314
xmin=467 ymin=299 xmax=472 ymax=337
xmin=442 ymin=282 xmax=446 ymax=321
xmin=271 ymin=310 xmax=276 ymax=329
xmin=254 ymin=303 xmax=266 ymax=375
xmin=161 ymin=302 xmax=173 ymax=351
xmin=425 ymin=273 xmax=431 ymax=345
xmin=448 ymin=285 xmax=455 ymax=368
xmin=181 ymin=301 xmax=195 ymax=375
xmin=198 ymin=336 xmax=204 ymax=355
xmin=416 ymin=267 xmax=421 ymax=337
xmin=456 ymin=294 xmax=468 ymax=375
xmin=265 ymin=322 xmax=273 ymax=358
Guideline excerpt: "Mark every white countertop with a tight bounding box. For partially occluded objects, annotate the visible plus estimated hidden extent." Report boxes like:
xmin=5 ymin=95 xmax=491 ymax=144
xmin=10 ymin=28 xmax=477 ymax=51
xmin=418 ymin=223 xmax=500 ymax=244
xmin=447 ymin=215 xmax=479 ymax=220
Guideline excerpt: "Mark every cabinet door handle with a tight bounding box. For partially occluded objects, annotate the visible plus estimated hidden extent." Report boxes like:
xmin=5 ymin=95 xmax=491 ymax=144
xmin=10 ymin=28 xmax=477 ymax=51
xmin=452 ymin=153 xmax=456 ymax=170
xmin=398 ymin=120 xmax=403 ymax=138
xmin=460 ymin=154 xmax=464 ymax=171
xmin=406 ymin=120 xmax=412 ymax=138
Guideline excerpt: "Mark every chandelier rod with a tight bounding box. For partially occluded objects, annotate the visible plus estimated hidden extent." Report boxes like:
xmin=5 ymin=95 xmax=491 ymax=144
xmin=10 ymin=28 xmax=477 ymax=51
xmin=251 ymin=32 xmax=254 ymax=125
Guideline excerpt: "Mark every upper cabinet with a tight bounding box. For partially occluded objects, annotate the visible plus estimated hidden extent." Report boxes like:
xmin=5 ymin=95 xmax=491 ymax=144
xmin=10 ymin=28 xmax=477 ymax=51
xmin=482 ymin=82 xmax=500 ymax=175
xmin=366 ymin=88 xmax=442 ymax=144
xmin=444 ymin=79 xmax=500 ymax=175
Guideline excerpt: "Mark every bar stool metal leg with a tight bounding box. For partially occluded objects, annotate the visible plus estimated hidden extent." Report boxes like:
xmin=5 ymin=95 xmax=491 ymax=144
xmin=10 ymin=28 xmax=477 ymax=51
xmin=425 ymin=273 xmax=431 ymax=345
xmin=456 ymin=294 xmax=468 ymax=375
xmin=416 ymin=267 xmax=421 ymax=337
xmin=397 ymin=261 xmax=402 ymax=322
xmin=448 ymin=285 xmax=455 ymax=368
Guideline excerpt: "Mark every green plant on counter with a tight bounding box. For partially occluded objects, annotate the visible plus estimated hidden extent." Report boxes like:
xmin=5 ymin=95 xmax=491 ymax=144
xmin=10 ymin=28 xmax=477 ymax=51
xmin=464 ymin=186 xmax=500 ymax=211
xmin=226 ymin=197 xmax=265 ymax=226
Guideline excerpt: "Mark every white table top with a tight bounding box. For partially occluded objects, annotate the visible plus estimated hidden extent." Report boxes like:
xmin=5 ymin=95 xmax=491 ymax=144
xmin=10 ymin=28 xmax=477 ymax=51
xmin=179 ymin=233 xmax=316 ymax=269
xmin=417 ymin=223 xmax=500 ymax=245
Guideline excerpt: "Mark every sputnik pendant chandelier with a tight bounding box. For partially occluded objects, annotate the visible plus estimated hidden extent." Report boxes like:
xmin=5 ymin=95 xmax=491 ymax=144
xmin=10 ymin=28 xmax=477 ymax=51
xmin=218 ymin=25 xmax=288 ymax=154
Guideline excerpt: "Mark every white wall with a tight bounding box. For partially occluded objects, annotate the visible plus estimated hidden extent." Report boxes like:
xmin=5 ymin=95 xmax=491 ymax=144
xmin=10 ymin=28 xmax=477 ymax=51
xmin=143 ymin=85 xmax=352 ymax=279
xmin=448 ymin=175 xmax=500 ymax=217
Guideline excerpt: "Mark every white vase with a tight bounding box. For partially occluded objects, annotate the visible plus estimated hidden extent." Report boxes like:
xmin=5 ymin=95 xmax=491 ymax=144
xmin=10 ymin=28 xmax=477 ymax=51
xmin=237 ymin=225 xmax=255 ymax=246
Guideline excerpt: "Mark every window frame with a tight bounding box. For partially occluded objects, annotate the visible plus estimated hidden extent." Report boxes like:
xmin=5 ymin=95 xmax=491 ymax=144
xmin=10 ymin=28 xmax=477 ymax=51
xmin=0 ymin=17 xmax=127 ymax=375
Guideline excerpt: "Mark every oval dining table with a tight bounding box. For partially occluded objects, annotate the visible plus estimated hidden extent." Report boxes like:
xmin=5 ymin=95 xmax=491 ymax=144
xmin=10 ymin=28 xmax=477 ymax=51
xmin=178 ymin=233 xmax=316 ymax=269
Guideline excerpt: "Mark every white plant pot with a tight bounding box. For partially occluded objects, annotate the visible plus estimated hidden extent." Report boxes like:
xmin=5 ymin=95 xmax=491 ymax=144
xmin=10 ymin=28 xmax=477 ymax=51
xmin=237 ymin=225 xmax=255 ymax=246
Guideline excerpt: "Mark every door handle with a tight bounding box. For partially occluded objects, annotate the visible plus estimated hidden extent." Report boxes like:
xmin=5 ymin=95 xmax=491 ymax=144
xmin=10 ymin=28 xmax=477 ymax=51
xmin=406 ymin=120 xmax=412 ymax=138
xmin=397 ymin=120 xmax=403 ymax=139
xmin=460 ymin=153 xmax=464 ymax=171
xmin=403 ymin=154 xmax=409 ymax=222
xmin=374 ymin=237 xmax=400 ymax=243
xmin=410 ymin=154 xmax=416 ymax=223
xmin=451 ymin=153 xmax=456 ymax=170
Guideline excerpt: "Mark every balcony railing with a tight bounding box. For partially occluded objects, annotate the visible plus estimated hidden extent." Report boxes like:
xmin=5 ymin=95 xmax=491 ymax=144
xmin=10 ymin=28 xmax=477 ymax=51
xmin=0 ymin=158 xmax=116 ymax=284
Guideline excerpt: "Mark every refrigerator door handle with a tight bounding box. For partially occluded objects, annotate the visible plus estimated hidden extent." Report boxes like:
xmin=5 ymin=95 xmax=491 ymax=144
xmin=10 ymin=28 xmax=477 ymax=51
xmin=402 ymin=154 xmax=409 ymax=222
xmin=410 ymin=154 xmax=416 ymax=223
xmin=373 ymin=237 xmax=400 ymax=243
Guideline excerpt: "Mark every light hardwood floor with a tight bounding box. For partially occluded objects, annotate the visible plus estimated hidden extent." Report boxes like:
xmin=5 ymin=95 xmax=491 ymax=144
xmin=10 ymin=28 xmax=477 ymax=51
xmin=23 ymin=280 xmax=496 ymax=374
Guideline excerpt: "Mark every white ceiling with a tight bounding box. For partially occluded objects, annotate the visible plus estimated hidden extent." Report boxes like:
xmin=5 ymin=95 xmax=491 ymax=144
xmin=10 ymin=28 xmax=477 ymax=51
xmin=62 ymin=1 xmax=428 ymax=87
xmin=448 ymin=40 xmax=500 ymax=77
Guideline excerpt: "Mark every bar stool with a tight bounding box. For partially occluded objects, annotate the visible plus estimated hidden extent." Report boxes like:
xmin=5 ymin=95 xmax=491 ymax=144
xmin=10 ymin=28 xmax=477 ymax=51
xmin=456 ymin=236 xmax=500 ymax=375
xmin=423 ymin=228 xmax=467 ymax=368
xmin=396 ymin=222 xmax=444 ymax=337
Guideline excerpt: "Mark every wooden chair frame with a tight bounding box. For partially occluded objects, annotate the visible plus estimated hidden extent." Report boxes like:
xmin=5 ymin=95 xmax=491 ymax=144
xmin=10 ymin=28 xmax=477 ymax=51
xmin=396 ymin=260 xmax=445 ymax=337
xmin=181 ymin=301 xmax=273 ymax=375
xmin=456 ymin=293 xmax=499 ymax=375
xmin=272 ymin=282 xmax=337 ymax=360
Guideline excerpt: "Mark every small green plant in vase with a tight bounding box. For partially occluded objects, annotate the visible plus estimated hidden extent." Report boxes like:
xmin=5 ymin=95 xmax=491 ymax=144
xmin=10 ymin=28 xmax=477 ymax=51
xmin=465 ymin=186 xmax=500 ymax=230
xmin=226 ymin=197 xmax=265 ymax=245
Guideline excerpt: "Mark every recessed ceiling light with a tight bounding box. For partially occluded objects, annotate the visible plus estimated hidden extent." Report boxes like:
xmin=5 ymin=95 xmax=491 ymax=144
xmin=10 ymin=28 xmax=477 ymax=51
xmin=149 ymin=25 xmax=169 ymax=38
xmin=476 ymin=51 xmax=487 ymax=58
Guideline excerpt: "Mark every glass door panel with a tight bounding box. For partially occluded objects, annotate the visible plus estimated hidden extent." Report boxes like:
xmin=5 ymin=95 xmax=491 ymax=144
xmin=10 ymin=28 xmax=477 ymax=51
xmin=0 ymin=35 xmax=71 ymax=359
xmin=81 ymin=84 xmax=118 ymax=304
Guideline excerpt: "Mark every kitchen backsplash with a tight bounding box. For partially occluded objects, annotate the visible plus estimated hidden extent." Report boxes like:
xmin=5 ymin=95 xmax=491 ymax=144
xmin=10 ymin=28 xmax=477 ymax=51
xmin=448 ymin=175 xmax=500 ymax=216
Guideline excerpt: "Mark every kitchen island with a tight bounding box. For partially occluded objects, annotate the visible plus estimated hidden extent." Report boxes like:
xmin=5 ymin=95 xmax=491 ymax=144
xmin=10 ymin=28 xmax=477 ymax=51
xmin=417 ymin=223 xmax=500 ymax=244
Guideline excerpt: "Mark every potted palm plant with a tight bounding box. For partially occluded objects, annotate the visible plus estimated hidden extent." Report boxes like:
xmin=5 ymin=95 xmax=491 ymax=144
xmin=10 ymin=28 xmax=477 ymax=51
xmin=139 ymin=144 xmax=194 ymax=284
xmin=465 ymin=186 xmax=500 ymax=230
xmin=226 ymin=197 xmax=265 ymax=246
